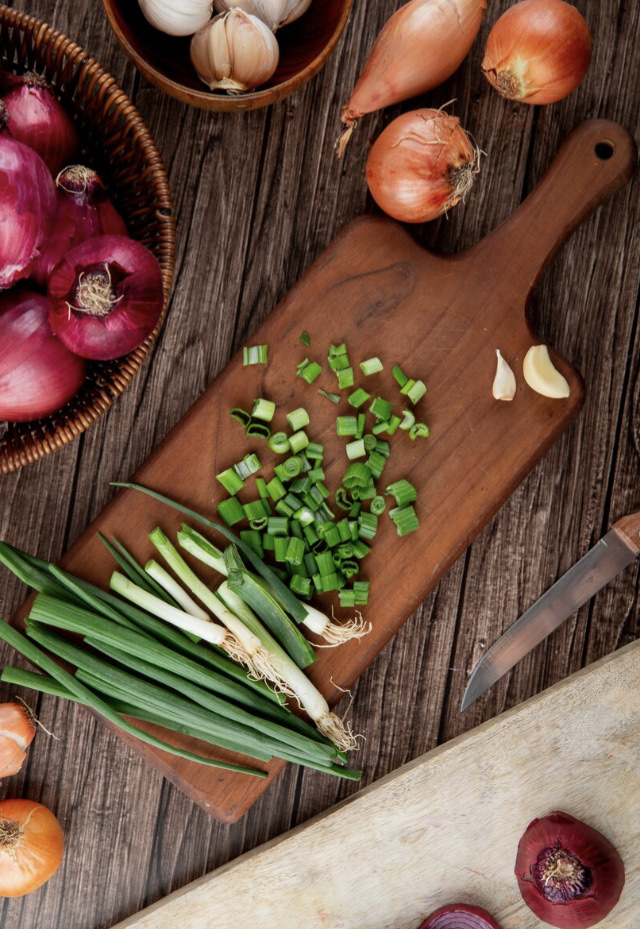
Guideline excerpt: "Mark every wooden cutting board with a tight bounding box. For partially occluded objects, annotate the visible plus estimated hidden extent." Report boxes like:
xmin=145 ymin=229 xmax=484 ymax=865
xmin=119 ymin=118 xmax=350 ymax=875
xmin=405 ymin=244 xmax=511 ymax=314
xmin=109 ymin=637 xmax=640 ymax=929
xmin=19 ymin=119 xmax=636 ymax=822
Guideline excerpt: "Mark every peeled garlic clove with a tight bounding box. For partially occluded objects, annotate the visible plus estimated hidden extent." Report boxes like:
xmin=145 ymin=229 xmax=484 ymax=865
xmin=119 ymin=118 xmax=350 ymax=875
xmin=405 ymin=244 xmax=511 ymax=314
xmin=191 ymin=10 xmax=280 ymax=92
xmin=138 ymin=0 xmax=213 ymax=36
xmin=492 ymin=348 xmax=516 ymax=401
xmin=213 ymin=0 xmax=311 ymax=31
xmin=522 ymin=344 xmax=570 ymax=398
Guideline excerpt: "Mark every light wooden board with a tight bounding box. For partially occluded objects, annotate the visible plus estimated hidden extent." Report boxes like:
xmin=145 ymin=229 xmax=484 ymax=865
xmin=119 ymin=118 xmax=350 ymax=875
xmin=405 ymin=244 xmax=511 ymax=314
xmin=110 ymin=638 xmax=640 ymax=929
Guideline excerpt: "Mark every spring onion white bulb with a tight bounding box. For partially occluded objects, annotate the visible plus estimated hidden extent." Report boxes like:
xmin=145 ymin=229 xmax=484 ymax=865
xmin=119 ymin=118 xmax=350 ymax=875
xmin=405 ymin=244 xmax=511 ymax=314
xmin=138 ymin=0 xmax=214 ymax=36
xmin=212 ymin=0 xmax=311 ymax=31
xmin=190 ymin=10 xmax=280 ymax=92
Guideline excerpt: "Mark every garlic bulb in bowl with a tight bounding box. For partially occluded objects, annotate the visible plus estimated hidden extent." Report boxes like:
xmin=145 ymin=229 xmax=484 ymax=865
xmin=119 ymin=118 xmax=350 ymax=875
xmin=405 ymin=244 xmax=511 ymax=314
xmin=212 ymin=0 xmax=312 ymax=31
xmin=138 ymin=0 xmax=213 ymax=36
xmin=190 ymin=10 xmax=280 ymax=92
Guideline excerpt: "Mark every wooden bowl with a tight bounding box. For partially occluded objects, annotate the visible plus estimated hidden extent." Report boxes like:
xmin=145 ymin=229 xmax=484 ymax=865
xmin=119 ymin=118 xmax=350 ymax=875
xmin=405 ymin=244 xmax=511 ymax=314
xmin=0 ymin=4 xmax=175 ymax=475
xmin=102 ymin=0 xmax=353 ymax=111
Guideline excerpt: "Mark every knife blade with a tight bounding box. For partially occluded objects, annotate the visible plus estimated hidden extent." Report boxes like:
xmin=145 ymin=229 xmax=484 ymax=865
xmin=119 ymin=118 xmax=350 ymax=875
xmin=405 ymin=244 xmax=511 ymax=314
xmin=461 ymin=510 xmax=640 ymax=711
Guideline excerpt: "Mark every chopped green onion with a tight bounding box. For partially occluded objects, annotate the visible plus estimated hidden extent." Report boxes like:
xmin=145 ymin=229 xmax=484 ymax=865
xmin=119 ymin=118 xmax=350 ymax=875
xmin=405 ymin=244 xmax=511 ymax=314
xmin=246 ymin=420 xmax=271 ymax=439
xmin=266 ymin=475 xmax=286 ymax=501
xmin=369 ymin=397 xmax=393 ymax=421
xmin=305 ymin=443 xmax=323 ymax=460
xmin=337 ymin=367 xmax=354 ymax=389
xmin=402 ymin=379 xmax=427 ymax=404
xmin=255 ymin=477 xmax=268 ymax=498
xmin=392 ymin=364 xmax=408 ymax=387
xmin=370 ymin=495 xmax=386 ymax=515
xmin=343 ymin=462 xmax=372 ymax=489
xmin=243 ymin=345 xmax=268 ymax=365
xmin=299 ymin=331 xmax=311 ymax=346
xmin=339 ymin=589 xmax=356 ymax=608
xmin=217 ymin=496 xmax=246 ymax=525
xmin=366 ymin=450 xmax=387 ymax=479
xmin=400 ymin=409 xmax=415 ymax=430
xmin=372 ymin=420 xmax=390 ymax=435
xmin=290 ymin=575 xmax=312 ymax=598
xmin=359 ymin=357 xmax=383 ymax=376
xmin=285 ymin=537 xmax=305 ymax=566
xmin=347 ymin=388 xmax=371 ymax=408
xmin=318 ymin=389 xmax=340 ymax=404
xmin=268 ymin=432 xmax=290 ymax=455
xmin=217 ymin=467 xmax=245 ymax=496
xmin=336 ymin=415 xmax=359 ymax=436
xmin=234 ymin=453 xmax=261 ymax=479
xmin=251 ymin=398 xmax=276 ymax=422
xmin=230 ymin=408 xmax=251 ymax=428
xmin=243 ymin=500 xmax=268 ymax=523
xmin=296 ymin=359 xmax=322 ymax=383
xmin=286 ymin=407 xmax=310 ymax=432
xmin=386 ymin=415 xmax=402 ymax=435
xmin=355 ymin=413 xmax=366 ymax=439
xmin=389 ymin=504 xmax=420 ymax=536
xmin=346 ymin=439 xmax=366 ymax=460
xmin=288 ymin=430 xmax=309 ymax=454
xmin=409 ymin=422 xmax=430 ymax=439
xmin=385 ymin=479 xmax=418 ymax=506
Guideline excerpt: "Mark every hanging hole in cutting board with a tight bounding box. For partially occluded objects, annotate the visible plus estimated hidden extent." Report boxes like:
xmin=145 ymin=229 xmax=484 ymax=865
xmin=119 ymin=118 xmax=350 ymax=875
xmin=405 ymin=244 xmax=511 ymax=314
xmin=595 ymin=140 xmax=615 ymax=160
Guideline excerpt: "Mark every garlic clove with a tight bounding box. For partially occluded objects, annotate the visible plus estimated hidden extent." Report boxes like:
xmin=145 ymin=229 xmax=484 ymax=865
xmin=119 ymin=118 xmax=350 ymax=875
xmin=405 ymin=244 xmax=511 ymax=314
xmin=138 ymin=0 xmax=214 ymax=37
xmin=191 ymin=10 xmax=280 ymax=92
xmin=522 ymin=344 xmax=570 ymax=398
xmin=492 ymin=348 xmax=516 ymax=401
xmin=213 ymin=0 xmax=311 ymax=31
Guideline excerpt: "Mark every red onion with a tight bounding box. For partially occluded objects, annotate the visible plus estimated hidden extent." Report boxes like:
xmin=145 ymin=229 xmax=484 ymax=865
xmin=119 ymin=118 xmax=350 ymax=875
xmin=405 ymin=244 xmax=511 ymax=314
xmin=0 ymin=102 xmax=56 ymax=290
xmin=1 ymin=71 xmax=78 ymax=174
xmin=0 ymin=289 xmax=86 ymax=422
xmin=30 ymin=165 xmax=128 ymax=289
xmin=515 ymin=811 xmax=625 ymax=928
xmin=47 ymin=235 xmax=164 ymax=360
xmin=418 ymin=903 xmax=503 ymax=928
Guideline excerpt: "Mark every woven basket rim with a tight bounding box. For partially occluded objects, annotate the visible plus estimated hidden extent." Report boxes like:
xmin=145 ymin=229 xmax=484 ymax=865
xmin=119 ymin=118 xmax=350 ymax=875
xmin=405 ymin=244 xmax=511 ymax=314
xmin=0 ymin=3 xmax=176 ymax=474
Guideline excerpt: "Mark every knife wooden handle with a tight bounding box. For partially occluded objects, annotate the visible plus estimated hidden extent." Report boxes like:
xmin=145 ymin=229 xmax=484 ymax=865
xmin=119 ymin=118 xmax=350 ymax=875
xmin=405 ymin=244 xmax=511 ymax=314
xmin=612 ymin=511 xmax=640 ymax=554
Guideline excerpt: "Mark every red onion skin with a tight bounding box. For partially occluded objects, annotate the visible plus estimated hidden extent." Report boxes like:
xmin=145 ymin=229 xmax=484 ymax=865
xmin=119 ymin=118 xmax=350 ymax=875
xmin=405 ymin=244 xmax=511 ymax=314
xmin=515 ymin=811 xmax=625 ymax=928
xmin=418 ymin=902 xmax=503 ymax=929
xmin=47 ymin=235 xmax=164 ymax=361
xmin=0 ymin=289 xmax=86 ymax=422
xmin=1 ymin=73 xmax=79 ymax=175
xmin=0 ymin=117 xmax=56 ymax=290
xmin=481 ymin=0 xmax=592 ymax=105
xmin=30 ymin=167 xmax=128 ymax=290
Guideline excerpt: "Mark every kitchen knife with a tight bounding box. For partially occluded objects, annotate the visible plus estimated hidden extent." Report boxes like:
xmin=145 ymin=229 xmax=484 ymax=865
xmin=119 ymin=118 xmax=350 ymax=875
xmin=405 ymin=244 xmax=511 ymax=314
xmin=461 ymin=510 xmax=640 ymax=711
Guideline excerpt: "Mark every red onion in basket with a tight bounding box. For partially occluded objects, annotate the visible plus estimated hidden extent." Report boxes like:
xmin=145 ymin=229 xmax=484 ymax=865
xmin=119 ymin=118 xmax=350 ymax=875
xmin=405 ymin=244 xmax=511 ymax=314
xmin=30 ymin=165 xmax=128 ymax=289
xmin=0 ymin=102 xmax=56 ymax=290
xmin=1 ymin=71 xmax=78 ymax=175
xmin=47 ymin=235 xmax=164 ymax=360
xmin=0 ymin=289 xmax=86 ymax=422
xmin=515 ymin=811 xmax=625 ymax=928
xmin=417 ymin=903 xmax=503 ymax=929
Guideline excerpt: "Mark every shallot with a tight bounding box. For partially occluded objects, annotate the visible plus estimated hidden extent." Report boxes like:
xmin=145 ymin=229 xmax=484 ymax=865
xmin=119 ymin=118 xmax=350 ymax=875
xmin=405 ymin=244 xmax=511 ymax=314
xmin=0 ymin=702 xmax=37 ymax=780
xmin=47 ymin=235 xmax=164 ymax=360
xmin=0 ymin=799 xmax=64 ymax=897
xmin=30 ymin=165 xmax=128 ymax=289
xmin=337 ymin=0 xmax=486 ymax=156
xmin=0 ymin=289 xmax=86 ymax=422
xmin=1 ymin=71 xmax=78 ymax=174
xmin=482 ymin=0 xmax=592 ymax=104
xmin=0 ymin=101 xmax=56 ymax=290
xmin=366 ymin=108 xmax=482 ymax=223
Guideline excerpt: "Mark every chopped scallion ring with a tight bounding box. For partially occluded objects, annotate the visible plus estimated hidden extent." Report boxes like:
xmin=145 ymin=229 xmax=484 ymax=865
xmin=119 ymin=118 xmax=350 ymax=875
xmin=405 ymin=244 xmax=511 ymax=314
xmin=243 ymin=345 xmax=268 ymax=365
xmin=251 ymin=398 xmax=276 ymax=422
xmin=286 ymin=407 xmax=310 ymax=432
xmin=359 ymin=357 xmax=383 ymax=376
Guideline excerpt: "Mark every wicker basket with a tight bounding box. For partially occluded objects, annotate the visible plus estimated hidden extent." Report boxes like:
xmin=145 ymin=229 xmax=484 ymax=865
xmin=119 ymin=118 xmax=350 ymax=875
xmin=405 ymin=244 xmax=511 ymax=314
xmin=0 ymin=4 xmax=175 ymax=474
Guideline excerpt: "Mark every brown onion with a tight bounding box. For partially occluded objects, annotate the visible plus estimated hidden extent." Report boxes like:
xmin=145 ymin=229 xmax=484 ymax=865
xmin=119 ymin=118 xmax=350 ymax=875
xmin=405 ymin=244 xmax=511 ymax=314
xmin=337 ymin=0 xmax=486 ymax=156
xmin=0 ymin=702 xmax=37 ymax=780
xmin=418 ymin=903 xmax=503 ymax=928
xmin=0 ymin=799 xmax=64 ymax=897
xmin=515 ymin=811 xmax=625 ymax=928
xmin=365 ymin=108 xmax=482 ymax=224
xmin=481 ymin=0 xmax=592 ymax=104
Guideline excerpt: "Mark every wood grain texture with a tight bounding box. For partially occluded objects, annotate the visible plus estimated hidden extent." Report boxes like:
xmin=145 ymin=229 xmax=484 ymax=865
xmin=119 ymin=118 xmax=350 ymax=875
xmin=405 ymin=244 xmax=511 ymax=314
xmin=109 ymin=639 xmax=640 ymax=929
xmin=0 ymin=0 xmax=638 ymax=927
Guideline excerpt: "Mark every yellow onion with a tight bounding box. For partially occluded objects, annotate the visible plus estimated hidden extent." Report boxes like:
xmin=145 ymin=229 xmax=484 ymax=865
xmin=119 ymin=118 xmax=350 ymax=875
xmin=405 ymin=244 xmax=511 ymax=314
xmin=366 ymin=108 xmax=482 ymax=224
xmin=337 ymin=0 xmax=486 ymax=156
xmin=482 ymin=0 xmax=592 ymax=104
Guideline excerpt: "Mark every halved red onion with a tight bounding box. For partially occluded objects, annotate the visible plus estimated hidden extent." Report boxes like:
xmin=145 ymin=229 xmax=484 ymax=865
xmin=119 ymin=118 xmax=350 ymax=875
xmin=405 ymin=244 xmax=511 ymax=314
xmin=0 ymin=289 xmax=86 ymax=422
xmin=47 ymin=235 xmax=164 ymax=361
xmin=1 ymin=71 xmax=78 ymax=175
xmin=0 ymin=102 xmax=56 ymax=290
xmin=418 ymin=902 xmax=503 ymax=929
xmin=515 ymin=811 xmax=625 ymax=928
xmin=30 ymin=165 xmax=128 ymax=289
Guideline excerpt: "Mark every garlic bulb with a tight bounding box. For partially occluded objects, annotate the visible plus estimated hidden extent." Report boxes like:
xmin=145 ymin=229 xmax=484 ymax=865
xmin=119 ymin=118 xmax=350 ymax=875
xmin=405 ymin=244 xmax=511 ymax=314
xmin=138 ymin=0 xmax=213 ymax=37
xmin=212 ymin=0 xmax=311 ymax=31
xmin=522 ymin=344 xmax=570 ymax=398
xmin=492 ymin=348 xmax=516 ymax=401
xmin=190 ymin=10 xmax=280 ymax=92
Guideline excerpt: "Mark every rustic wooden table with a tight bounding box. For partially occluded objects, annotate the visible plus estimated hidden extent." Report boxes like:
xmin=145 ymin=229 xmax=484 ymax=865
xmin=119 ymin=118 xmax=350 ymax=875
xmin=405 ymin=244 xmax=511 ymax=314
xmin=0 ymin=1 xmax=638 ymax=927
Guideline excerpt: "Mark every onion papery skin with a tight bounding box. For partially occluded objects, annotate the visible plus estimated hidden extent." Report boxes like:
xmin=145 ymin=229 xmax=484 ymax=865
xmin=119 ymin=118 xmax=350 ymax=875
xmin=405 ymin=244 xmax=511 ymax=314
xmin=515 ymin=811 xmax=625 ymax=928
xmin=30 ymin=165 xmax=128 ymax=290
xmin=1 ymin=71 xmax=79 ymax=175
xmin=0 ymin=799 xmax=64 ymax=897
xmin=481 ymin=0 xmax=592 ymax=104
xmin=0 ymin=702 xmax=37 ymax=780
xmin=48 ymin=235 xmax=164 ymax=361
xmin=0 ymin=289 xmax=86 ymax=422
xmin=366 ymin=109 xmax=481 ymax=224
xmin=341 ymin=0 xmax=487 ymax=126
xmin=0 ymin=108 xmax=56 ymax=290
xmin=418 ymin=903 xmax=503 ymax=929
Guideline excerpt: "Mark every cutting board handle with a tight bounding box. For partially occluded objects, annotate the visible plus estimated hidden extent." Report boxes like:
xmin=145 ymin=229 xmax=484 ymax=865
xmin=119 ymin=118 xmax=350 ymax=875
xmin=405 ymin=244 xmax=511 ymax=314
xmin=476 ymin=120 xmax=637 ymax=299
